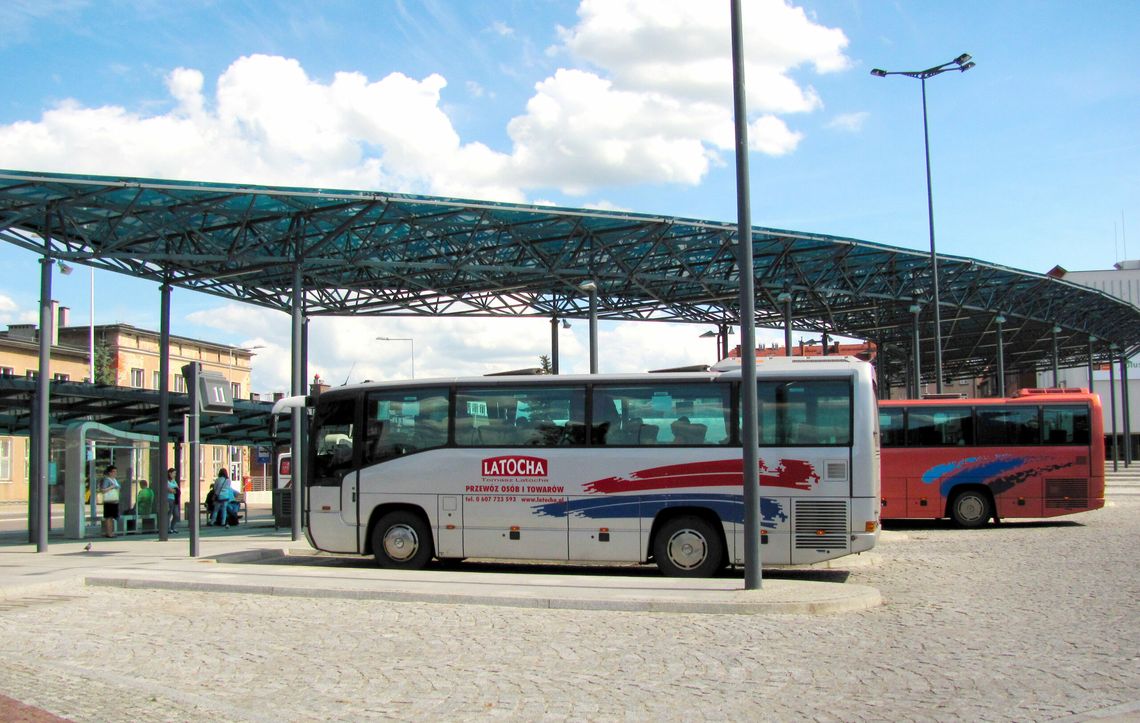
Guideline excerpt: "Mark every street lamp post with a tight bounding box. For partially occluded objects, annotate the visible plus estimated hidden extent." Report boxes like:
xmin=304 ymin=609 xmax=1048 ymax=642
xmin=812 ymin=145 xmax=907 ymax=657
xmin=872 ymin=53 xmax=975 ymax=395
xmin=377 ymin=337 xmax=415 ymax=378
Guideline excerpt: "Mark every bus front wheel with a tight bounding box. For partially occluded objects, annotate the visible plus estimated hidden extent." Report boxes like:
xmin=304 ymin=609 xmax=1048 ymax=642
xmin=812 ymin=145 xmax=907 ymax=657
xmin=371 ymin=510 xmax=433 ymax=569
xmin=949 ymin=490 xmax=993 ymax=528
xmin=653 ymin=515 xmax=724 ymax=577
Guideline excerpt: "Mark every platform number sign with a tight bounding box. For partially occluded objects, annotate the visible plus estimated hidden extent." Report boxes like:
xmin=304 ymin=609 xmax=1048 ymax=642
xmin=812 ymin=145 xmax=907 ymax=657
xmin=182 ymin=363 xmax=234 ymax=414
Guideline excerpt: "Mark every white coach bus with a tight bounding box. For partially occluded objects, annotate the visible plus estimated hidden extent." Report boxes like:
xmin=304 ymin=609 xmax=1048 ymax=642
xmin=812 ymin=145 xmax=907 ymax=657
xmin=273 ymin=356 xmax=880 ymax=577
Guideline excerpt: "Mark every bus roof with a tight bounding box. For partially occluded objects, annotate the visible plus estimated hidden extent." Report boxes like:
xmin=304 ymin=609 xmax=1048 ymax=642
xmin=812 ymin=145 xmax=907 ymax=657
xmin=311 ymin=356 xmax=872 ymax=402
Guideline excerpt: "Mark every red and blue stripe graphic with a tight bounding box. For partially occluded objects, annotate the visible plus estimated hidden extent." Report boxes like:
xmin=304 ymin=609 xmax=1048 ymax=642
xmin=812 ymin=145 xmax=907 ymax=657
xmin=529 ymin=458 xmax=819 ymax=529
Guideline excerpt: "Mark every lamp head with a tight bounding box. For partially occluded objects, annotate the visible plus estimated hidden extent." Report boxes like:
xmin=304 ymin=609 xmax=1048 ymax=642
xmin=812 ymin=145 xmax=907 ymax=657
xmin=959 ymin=61 xmax=975 ymax=72
xmin=870 ymin=68 xmax=888 ymax=77
xmin=954 ymin=53 xmax=972 ymax=65
xmin=59 ymin=262 xmax=73 ymax=275
xmin=700 ymin=330 xmax=718 ymax=338
xmin=578 ymin=280 xmax=597 ymax=293
xmin=561 ymin=320 xmax=571 ymax=329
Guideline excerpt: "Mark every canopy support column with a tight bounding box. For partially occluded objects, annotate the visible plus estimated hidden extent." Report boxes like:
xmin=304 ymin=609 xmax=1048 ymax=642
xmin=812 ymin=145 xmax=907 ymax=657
xmin=158 ymin=280 xmax=171 ymax=540
xmin=995 ymin=315 xmax=1006 ymax=397
xmin=1052 ymin=325 xmax=1061 ymax=385
xmin=291 ymin=265 xmax=304 ymax=541
xmin=1121 ymin=354 xmax=1132 ymax=467
xmin=550 ymin=316 xmax=560 ymax=374
xmin=1110 ymin=350 xmax=1119 ymax=472
xmin=911 ymin=303 xmax=922 ymax=399
xmin=34 ymin=243 xmax=53 ymax=552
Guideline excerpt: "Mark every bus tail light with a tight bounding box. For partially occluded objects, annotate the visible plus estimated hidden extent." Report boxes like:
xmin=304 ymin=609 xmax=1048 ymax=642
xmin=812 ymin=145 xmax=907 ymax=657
xmin=599 ymin=527 xmax=610 ymax=542
xmin=509 ymin=525 xmax=520 ymax=541
xmin=865 ymin=521 xmax=878 ymax=533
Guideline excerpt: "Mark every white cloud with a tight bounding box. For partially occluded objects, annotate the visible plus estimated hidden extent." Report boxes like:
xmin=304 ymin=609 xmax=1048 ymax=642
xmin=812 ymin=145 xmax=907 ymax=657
xmin=826 ymin=111 xmax=869 ymax=132
xmin=489 ymin=20 xmax=514 ymax=37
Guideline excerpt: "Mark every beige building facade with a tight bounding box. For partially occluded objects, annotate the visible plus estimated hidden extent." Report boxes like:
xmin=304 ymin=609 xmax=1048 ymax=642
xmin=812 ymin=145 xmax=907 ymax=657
xmin=0 ymin=311 xmax=257 ymax=503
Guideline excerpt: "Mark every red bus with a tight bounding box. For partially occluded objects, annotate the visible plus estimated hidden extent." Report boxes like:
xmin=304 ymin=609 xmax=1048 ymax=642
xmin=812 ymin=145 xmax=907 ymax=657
xmin=879 ymin=389 xmax=1105 ymax=527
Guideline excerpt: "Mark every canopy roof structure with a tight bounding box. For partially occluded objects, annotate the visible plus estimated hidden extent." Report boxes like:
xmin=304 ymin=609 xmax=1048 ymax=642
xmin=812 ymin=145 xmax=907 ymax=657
xmin=2 ymin=168 xmax=1138 ymax=385
xmin=0 ymin=377 xmax=290 ymax=445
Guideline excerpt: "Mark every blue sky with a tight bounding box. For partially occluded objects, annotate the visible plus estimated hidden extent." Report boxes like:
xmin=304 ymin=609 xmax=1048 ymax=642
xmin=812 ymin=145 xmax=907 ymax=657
xmin=1 ymin=0 xmax=1137 ymax=392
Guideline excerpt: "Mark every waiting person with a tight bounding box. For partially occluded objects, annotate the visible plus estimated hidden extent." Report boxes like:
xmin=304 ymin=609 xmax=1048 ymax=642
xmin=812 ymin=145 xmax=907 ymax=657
xmin=99 ymin=465 xmax=121 ymax=538
xmin=212 ymin=468 xmax=235 ymax=528
xmin=166 ymin=468 xmax=180 ymax=533
xmin=136 ymin=480 xmax=155 ymax=516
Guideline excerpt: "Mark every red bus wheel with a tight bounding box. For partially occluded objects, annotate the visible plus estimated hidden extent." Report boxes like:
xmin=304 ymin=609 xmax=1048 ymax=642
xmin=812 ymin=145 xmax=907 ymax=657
xmin=949 ymin=490 xmax=992 ymax=528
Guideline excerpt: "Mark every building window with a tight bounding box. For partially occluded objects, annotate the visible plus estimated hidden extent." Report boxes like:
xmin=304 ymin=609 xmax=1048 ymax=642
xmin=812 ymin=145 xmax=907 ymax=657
xmin=174 ymin=374 xmax=186 ymax=393
xmin=130 ymin=368 xmax=144 ymax=388
xmin=153 ymin=370 xmax=161 ymax=389
xmin=53 ymin=373 xmax=70 ymax=382
xmin=26 ymin=370 xmax=38 ymax=380
xmin=231 ymin=382 xmax=241 ymax=400
xmin=0 ymin=367 xmax=13 ymax=377
xmin=0 ymin=438 xmax=11 ymax=481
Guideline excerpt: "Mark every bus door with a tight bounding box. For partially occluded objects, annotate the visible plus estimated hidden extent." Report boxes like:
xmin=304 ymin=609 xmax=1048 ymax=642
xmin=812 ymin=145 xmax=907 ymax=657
xmin=308 ymin=397 xmax=360 ymax=553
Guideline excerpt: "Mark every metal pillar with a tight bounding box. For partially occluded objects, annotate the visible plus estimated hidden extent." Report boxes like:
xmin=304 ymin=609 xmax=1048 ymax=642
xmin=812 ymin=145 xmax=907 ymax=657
xmin=1087 ymin=337 xmax=1095 ymax=392
xmin=781 ymin=294 xmax=792 ymax=356
xmin=822 ymin=332 xmax=830 ymax=356
xmin=731 ymin=0 xmax=761 ymax=589
xmin=157 ymin=281 xmax=171 ymax=539
xmin=550 ymin=316 xmax=560 ymax=374
xmin=995 ymin=315 xmax=1006 ymax=397
xmin=587 ymin=286 xmax=598 ymax=374
xmin=184 ymin=363 xmax=202 ymax=557
xmin=291 ymin=265 xmax=304 ymax=541
xmin=35 ymin=250 xmax=53 ymax=551
xmin=1109 ymin=352 xmax=1119 ymax=471
xmin=1051 ymin=326 xmax=1060 ymax=386
xmin=911 ymin=304 xmax=922 ymax=399
xmin=1121 ymin=355 xmax=1132 ymax=467
xmin=719 ymin=323 xmax=730 ymax=361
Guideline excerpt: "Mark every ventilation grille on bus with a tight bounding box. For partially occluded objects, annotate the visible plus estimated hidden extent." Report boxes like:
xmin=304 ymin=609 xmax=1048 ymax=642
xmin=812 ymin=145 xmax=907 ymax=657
xmin=824 ymin=460 xmax=848 ymax=481
xmin=1045 ymin=478 xmax=1088 ymax=510
xmin=793 ymin=500 xmax=848 ymax=550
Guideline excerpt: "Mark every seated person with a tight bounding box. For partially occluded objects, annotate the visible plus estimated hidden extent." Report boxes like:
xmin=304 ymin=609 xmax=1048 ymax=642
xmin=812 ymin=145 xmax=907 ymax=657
xmin=135 ymin=480 xmax=155 ymax=516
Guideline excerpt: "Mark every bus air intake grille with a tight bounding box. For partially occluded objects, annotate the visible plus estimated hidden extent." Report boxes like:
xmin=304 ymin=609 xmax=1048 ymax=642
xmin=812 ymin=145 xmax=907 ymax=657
xmin=793 ymin=500 xmax=848 ymax=550
xmin=1045 ymin=478 xmax=1088 ymax=509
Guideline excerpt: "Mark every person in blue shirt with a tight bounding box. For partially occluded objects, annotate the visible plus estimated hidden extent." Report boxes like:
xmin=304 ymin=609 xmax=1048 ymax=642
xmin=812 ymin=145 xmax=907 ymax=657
xmin=211 ymin=468 xmax=235 ymax=528
xmin=166 ymin=468 xmax=180 ymax=533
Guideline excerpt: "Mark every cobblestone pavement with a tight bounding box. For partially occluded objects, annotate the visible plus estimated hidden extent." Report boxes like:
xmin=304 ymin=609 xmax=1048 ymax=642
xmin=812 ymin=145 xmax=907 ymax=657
xmin=0 ymin=495 xmax=1137 ymax=722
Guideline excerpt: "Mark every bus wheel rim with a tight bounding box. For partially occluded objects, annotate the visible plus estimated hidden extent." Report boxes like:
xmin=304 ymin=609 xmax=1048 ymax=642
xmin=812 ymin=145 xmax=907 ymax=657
xmin=957 ymin=496 xmax=984 ymax=522
xmin=666 ymin=529 xmax=707 ymax=570
xmin=383 ymin=524 xmax=419 ymax=562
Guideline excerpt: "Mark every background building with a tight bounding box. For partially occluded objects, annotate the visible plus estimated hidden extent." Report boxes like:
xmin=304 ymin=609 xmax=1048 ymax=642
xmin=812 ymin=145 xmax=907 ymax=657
xmin=1045 ymin=261 xmax=1140 ymax=458
xmin=0 ymin=309 xmax=258 ymax=503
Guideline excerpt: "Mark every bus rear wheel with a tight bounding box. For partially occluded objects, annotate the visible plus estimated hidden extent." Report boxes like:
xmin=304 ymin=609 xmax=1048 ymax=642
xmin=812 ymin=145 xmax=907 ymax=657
xmin=371 ymin=510 xmax=433 ymax=569
xmin=949 ymin=489 xmax=993 ymax=528
xmin=653 ymin=515 xmax=724 ymax=577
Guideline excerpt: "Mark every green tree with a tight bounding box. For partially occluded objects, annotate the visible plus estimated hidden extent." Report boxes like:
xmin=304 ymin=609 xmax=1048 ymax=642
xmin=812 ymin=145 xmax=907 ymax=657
xmin=538 ymin=354 xmax=552 ymax=374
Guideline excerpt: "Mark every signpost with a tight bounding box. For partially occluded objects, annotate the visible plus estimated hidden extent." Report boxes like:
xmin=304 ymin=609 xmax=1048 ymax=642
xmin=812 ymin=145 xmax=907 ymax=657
xmin=182 ymin=363 xmax=233 ymax=556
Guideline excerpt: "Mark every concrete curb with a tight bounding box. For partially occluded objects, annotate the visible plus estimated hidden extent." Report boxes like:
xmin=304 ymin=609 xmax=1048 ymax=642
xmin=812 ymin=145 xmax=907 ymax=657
xmin=84 ymin=571 xmax=882 ymax=615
